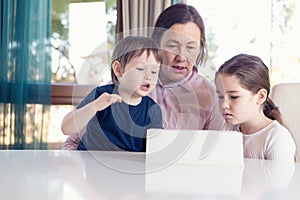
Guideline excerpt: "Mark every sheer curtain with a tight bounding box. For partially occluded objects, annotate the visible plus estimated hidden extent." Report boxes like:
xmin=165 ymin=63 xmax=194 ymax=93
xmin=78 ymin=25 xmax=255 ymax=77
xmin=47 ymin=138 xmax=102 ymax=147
xmin=0 ymin=0 xmax=52 ymax=149
xmin=116 ymin=0 xmax=172 ymax=40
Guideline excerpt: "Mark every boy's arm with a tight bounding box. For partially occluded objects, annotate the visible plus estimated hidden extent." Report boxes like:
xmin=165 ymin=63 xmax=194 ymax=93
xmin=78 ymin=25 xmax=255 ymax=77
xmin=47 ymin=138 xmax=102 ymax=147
xmin=61 ymin=93 xmax=122 ymax=135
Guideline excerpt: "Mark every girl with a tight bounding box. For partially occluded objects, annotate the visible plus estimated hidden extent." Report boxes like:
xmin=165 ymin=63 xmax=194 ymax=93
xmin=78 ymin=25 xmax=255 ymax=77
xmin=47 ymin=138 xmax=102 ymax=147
xmin=215 ymin=53 xmax=296 ymax=162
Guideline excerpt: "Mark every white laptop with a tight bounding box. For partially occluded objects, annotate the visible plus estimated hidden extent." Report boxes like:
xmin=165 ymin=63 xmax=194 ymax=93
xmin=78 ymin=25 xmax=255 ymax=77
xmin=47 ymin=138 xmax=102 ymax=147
xmin=146 ymin=129 xmax=244 ymax=166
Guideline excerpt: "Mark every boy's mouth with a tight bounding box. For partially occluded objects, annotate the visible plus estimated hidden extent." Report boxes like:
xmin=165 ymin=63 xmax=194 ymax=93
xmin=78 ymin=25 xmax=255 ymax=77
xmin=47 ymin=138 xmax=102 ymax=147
xmin=140 ymin=83 xmax=151 ymax=91
xmin=142 ymin=83 xmax=150 ymax=88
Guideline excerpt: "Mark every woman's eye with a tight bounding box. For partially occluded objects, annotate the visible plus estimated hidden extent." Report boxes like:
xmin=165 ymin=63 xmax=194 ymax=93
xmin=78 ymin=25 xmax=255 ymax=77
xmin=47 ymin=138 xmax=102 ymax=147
xmin=186 ymin=46 xmax=196 ymax=50
xmin=218 ymin=95 xmax=224 ymax=99
xmin=166 ymin=44 xmax=178 ymax=49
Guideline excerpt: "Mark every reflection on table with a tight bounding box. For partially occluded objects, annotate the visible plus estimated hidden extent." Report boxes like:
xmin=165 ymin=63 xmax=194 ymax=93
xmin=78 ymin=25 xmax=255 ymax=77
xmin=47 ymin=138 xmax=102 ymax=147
xmin=0 ymin=150 xmax=299 ymax=200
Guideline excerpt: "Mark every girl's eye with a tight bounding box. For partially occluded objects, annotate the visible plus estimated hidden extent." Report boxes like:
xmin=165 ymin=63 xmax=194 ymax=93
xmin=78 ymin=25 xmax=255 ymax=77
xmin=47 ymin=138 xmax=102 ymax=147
xmin=230 ymin=96 xmax=239 ymax=99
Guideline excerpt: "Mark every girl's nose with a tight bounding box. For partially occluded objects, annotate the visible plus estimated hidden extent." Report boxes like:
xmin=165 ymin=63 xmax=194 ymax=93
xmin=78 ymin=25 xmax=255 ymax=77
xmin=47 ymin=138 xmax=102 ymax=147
xmin=222 ymin=101 xmax=230 ymax=109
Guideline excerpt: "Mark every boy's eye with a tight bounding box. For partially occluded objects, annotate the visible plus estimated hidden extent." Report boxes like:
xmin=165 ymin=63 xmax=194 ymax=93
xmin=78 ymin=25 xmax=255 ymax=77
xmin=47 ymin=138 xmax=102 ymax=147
xmin=136 ymin=67 xmax=144 ymax=71
xmin=151 ymin=71 xmax=158 ymax=75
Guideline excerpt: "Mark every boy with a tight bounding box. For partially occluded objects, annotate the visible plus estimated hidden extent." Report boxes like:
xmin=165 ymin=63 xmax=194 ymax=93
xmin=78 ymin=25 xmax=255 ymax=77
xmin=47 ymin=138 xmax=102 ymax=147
xmin=61 ymin=36 xmax=162 ymax=151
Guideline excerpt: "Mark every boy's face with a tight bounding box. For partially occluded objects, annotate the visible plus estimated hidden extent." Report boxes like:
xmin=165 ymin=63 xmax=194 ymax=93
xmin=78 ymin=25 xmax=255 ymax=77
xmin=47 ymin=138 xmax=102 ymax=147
xmin=118 ymin=51 xmax=160 ymax=98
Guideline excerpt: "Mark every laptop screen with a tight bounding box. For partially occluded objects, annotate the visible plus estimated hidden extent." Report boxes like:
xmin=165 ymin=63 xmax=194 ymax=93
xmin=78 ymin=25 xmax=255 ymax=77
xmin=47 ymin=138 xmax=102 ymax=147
xmin=146 ymin=129 xmax=244 ymax=167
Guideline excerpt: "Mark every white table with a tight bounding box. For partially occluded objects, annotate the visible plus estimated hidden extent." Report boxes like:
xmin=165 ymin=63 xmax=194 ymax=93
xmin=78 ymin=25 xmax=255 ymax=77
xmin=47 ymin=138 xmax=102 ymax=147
xmin=0 ymin=150 xmax=300 ymax=200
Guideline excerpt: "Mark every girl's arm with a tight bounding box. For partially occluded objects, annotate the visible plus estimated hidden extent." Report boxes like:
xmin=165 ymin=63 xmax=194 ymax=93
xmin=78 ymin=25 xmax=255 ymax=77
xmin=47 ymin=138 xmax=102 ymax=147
xmin=61 ymin=93 xmax=122 ymax=135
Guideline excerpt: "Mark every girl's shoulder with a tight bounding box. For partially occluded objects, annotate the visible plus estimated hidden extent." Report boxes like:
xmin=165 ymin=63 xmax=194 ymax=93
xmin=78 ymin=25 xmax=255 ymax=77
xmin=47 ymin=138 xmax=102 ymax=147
xmin=265 ymin=120 xmax=293 ymax=141
xmin=269 ymin=120 xmax=290 ymax=134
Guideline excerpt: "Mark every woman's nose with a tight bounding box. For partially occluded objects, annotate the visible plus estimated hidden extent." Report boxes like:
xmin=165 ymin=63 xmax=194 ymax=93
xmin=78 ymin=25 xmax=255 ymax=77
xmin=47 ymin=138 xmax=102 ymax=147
xmin=175 ymin=51 xmax=187 ymax=62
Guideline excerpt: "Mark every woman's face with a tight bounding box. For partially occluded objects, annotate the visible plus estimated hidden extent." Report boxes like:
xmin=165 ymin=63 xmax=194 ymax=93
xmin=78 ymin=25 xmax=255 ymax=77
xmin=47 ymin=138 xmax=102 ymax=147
xmin=159 ymin=22 xmax=201 ymax=85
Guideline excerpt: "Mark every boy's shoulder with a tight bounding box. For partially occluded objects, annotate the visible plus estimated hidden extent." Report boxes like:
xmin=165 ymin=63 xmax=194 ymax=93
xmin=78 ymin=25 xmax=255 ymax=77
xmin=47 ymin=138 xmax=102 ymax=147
xmin=141 ymin=96 xmax=161 ymax=112
xmin=143 ymin=95 xmax=157 ymax=104
xmin=95 ymin=84 xmax=116 ymax=94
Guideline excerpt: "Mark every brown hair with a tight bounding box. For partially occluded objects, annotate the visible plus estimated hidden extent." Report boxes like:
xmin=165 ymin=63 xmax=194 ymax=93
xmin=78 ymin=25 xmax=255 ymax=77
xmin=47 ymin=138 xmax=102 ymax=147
xmin=215 ymin=53 xmax=284 ymax=125
xmin=111 ymin=36 xmax=159 ymax=84
xmin=151 ymin=3 xmax=207 ymax=65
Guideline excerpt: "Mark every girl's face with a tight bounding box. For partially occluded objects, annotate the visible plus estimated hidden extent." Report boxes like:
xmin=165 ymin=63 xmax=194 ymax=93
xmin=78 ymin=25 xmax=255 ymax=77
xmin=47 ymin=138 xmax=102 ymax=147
xmin=118 ymin=51 xmax=160 ymax=99
xmin=159 ymin=22 xmax=201 ymax=85
xmin=215 ymin=74 xmax=261 ymax=126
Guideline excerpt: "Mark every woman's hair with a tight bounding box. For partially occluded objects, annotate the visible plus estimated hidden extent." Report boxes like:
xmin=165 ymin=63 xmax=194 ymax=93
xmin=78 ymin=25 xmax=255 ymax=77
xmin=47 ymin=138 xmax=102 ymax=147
xmin=151 ymin=3 xmax=207 ymax=65
xmin=111 ymin=36 xmax=159 ymax=84
xmin=215 ymin=53 xmax=283 ymax=125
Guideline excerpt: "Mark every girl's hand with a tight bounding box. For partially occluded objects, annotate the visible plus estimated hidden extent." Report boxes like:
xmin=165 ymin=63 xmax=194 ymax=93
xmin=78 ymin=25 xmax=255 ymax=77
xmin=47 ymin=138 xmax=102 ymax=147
xmin=94 ymin=92 xmax=122 ymax=111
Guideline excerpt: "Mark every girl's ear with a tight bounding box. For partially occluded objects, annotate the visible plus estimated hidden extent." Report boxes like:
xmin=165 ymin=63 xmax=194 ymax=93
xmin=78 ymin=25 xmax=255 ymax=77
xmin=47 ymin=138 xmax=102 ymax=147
xmin=112 ymin=61 xmax=122 ymax=79
xmin=256 ymin=88 xmax=268 ymax=105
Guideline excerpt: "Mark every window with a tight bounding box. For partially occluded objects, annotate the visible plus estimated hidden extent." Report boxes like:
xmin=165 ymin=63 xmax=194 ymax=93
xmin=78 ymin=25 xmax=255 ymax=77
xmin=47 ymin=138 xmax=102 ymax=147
xmin=49 ymin=0 xmax=116 ymax=147
xmin=187 ymin=0 xmax=300 ymax=85
xmin=51 ymin=0 xmax=116 ymax=84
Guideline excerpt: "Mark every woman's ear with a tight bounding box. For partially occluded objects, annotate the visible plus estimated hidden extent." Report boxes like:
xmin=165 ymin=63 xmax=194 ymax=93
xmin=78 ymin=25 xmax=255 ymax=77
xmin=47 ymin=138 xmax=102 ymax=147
xmin=256 ymin=88 xmax=268 ymax=105
xmin=112 ymin=60 xmax=122 ymax=79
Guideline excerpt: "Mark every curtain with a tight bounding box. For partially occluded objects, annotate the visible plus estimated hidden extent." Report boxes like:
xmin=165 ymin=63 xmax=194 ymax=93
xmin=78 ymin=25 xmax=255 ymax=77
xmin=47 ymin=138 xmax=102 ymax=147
xmin=116 ymin=0 xmax=171 ymax=41
xmin=0 ymin=0 xmax=52 ymax=149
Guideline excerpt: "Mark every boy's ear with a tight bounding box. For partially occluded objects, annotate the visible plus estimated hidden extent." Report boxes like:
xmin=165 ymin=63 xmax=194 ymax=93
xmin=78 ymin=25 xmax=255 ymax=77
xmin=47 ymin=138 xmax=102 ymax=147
xmin=112 ymin=60 xmax=122 ymax=78
xmin=256 ymin=88 xmax=268 ymax=105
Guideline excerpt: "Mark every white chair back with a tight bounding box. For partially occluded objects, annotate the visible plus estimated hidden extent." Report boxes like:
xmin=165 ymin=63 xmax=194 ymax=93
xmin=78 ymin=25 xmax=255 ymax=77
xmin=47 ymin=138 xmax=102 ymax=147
xmin=271 ymin=82 xmax=300 ymax=162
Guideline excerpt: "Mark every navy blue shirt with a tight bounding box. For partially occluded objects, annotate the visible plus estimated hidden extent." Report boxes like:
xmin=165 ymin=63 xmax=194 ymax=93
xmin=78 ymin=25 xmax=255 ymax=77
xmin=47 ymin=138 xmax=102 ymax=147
xmin=77 ymin=84 xmax=162 ymax=152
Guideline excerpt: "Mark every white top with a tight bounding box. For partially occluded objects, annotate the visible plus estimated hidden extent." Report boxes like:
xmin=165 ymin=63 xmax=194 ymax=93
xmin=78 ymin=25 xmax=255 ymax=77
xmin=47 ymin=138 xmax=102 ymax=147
xmin=243 ymin=120 xmax=296 ymax=162
xmin=224 ymin=120 xmax=296 ymax=162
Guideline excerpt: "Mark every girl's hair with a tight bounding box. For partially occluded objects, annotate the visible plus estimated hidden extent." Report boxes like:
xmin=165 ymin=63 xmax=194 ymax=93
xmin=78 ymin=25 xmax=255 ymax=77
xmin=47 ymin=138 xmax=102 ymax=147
xmin=111 ymin=36 xmax=159 ymax=84
xmin=151 ymin=3 xmax=207 ymax=65
xmin=215 ymin=53 xmax=283 ymax=125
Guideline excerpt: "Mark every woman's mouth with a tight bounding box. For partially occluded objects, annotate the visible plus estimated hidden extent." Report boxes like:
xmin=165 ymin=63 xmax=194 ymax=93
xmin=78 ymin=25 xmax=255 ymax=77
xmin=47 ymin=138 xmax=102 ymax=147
xmin=172 ymin=65 xmax=186 ymax=73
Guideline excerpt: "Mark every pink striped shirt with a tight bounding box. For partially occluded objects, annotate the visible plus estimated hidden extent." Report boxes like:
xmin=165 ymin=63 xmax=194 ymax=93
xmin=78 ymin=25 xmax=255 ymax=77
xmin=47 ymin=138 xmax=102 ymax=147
xmin=149 ymin=67 xmax=224 ymax=130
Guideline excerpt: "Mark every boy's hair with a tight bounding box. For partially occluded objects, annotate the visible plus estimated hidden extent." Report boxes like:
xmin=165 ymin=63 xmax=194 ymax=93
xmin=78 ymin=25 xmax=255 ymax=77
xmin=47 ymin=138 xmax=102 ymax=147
xmin=215 ymin=53 xmax=283 ymax=125
xmin=111 ymin=36 xmax=159 ymax=84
